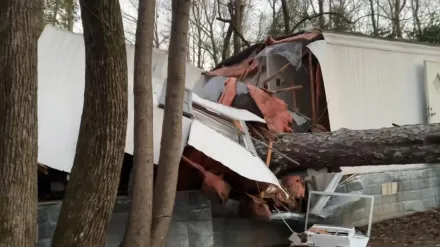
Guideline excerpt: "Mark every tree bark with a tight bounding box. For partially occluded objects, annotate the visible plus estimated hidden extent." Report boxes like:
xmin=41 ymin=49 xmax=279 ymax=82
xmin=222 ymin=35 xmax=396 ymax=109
xmin=150 ymin=0 xmax=191 ymax=246
xmin=222 ymin=25 xmax=233 ymax=61
xmin=369 ymin=0 xmax=378 ymax=36
xmin=66 ymin=0 xmax=74 ymax=31
xmin=410 ymin=0 xmax=422 ymax=36
xmin=318 ymin=0 xmax=325 ymax=29
xmin=254 ymin=124 xmax=440 ymax=175
xmin=52 ymin=0 xmax=61 ymax=25
xmin=122 ymin=0 xmax=156 ymax=246
xmin=51 ymin=0 xmax=128 ymax=246
xmin=0 ymin=0 xmax=41 ymax=246
xmin=280 ymin=0 xmax=290 ymax=35
xmin=233 ymin=0 xmax=243 ymax=54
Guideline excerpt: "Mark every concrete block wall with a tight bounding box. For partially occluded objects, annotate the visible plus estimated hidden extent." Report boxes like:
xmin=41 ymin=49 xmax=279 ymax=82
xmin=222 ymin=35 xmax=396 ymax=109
xmin=331 ymin=167 xmax=440 ymax=227
xmin=37 ymin=191 xmax=290 ymax=247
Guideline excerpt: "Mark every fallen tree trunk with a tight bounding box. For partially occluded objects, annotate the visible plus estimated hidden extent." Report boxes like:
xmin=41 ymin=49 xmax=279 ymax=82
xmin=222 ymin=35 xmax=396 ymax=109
xmin=253 ymin=124 xmax=440 ymax=175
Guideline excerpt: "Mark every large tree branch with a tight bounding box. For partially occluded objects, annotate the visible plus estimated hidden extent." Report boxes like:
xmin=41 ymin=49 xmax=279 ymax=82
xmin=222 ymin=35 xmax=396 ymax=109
xmin=254 ymin=124 xmax=440 ymax=175
xmin=216 ymin=17 xmax=251 ymax=47
xmin=290 ymin=12 xmax=353 ymax=33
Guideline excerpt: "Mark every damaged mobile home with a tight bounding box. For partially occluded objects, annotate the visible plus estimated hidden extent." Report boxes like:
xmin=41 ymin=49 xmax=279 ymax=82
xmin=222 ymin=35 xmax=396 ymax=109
xmin=36 ymin=25 xmax=440 ymax=246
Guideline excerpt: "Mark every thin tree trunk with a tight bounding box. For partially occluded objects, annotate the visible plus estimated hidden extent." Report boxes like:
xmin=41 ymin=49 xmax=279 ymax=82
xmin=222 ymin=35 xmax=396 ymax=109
xmin=318 ymin=0 xmax=325 ymax=29
xmin=51 ymin=0 xmax=128 ymax=246
xmin=254 ymin=124 xmax=440 ymax=175
xmin=66 ymin=0 xmax=74 ymax=31
xmin=53 ymin=0 xmax=61 ymax=25
xmin=150 ymin=0 xmax=191 ymax=246
xmin=281 ymin=0 xmax=290 ymax=35
xmin=122 ymin=0 xmax=156 ymax=246
xmin=233 ymin=0 xmax=243 ymax=54
xmin=196 ymin=4 xmax=203 ymax=68
xmin=410 ymin=0 xmax=422 ymax=35
xmin=222 ymin=25 xmax=233 ymax=61
xmin=393 ymin=0 xmax=405 ymax=38
xmin=0 ymin=0 xmax=41 ymax=246
xmin=369 ymin=0 xmax=378 ymax=35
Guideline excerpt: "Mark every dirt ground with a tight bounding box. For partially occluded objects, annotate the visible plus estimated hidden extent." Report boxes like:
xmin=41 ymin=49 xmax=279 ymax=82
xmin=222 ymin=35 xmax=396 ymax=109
xmin=366 ymin=208 xmax=440 ymax=247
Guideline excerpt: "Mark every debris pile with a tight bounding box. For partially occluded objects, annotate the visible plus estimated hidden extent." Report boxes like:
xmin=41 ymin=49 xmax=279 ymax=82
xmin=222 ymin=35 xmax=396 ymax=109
xmin=181 ymin=29 xmax=331 ymax=221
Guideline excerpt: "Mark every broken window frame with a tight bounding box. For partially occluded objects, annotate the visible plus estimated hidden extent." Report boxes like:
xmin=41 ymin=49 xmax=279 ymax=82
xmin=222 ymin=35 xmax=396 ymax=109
xmin=192 ymin=103 xmax=257 ymax=155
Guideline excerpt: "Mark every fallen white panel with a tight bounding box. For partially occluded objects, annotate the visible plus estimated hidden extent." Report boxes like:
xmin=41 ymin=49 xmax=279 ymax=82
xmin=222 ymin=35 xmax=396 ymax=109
xmin=192 ymin=93 xmax=266 ymax=123
xmin=188 ymin=120 xmax=284 ymax=190
xmin=38 ymin=26 xmax=200 ymax=172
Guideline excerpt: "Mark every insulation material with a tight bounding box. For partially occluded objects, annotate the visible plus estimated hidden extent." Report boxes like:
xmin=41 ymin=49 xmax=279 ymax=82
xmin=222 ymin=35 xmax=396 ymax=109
xmin=187 ymin=120 xmax=286 ymax=194
xmin=247 ymin=84 xmax=293 ymax=133
xmin=218 ymin=78 xmax=293 ymax=133
xmin=206 ymin=56 xmax=260 ymax=78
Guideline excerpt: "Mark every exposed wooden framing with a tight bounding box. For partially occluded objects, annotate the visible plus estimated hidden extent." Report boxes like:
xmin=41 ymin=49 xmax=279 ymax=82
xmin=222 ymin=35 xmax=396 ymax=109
xmin=261 ymin=63 xmax=291 ymax=87
xmin=265 ymin=141 xmax=273 ymax=167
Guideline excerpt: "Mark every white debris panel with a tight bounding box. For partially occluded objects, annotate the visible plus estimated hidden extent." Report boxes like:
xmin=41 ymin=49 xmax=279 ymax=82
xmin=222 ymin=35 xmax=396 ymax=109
xmin=192 ymin=93 xmax=266 ymax=123
xmin=187 ymin=119 xmax=285 ymax=191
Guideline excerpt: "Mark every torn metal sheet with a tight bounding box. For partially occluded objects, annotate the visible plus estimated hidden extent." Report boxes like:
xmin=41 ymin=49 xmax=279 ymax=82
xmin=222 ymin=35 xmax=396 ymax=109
xmin=187 ymin=120 xmax=287 ymax=194
xmin=309 ymin=173 xmax=344 ymax=216
xmin=192 ymin=93 xmax=266 ymax=123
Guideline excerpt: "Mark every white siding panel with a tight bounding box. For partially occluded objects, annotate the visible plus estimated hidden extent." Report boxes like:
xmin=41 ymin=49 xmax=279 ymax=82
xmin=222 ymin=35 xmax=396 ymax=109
xmin=38 ymin=26 xmax=203 ymax=172
xmin=308 ymin=34 xmax=440 ymax=173
xmin=308 ymin=37 xmax=440 ymax=131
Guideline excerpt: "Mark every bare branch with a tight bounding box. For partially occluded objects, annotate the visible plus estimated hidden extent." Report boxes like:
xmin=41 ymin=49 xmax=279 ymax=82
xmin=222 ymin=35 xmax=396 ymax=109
xmin=291 ymin=11 xmax=354 ymax=32
xmin=216 ymin=17 xmax=251 ymax=47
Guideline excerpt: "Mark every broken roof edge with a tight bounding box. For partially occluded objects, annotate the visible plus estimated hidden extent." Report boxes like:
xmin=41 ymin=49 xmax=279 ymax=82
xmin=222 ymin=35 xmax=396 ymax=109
xmin=187 ymin=119 xmax=288 ymax=198
xmin=210 ymin=29 xmax=324 ymax=71
xmin=192 ymin=93 xmax=266 ymax=124
xmin=322 ymin=31 xmax=440 ymax=56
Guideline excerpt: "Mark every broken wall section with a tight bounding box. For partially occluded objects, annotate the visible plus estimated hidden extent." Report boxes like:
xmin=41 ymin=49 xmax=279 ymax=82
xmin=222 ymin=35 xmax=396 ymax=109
xmin=320 ymin=167 xmax=440 ymax=227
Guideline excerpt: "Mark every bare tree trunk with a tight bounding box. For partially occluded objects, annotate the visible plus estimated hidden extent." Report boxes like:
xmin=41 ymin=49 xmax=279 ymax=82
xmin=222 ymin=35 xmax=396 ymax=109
xmin=51 ymin=0 xmax=128 ymax=246
xmin=66 ymin=0 xmax=74 ymax=31
xmin=410 ymin=0 xmax=422 ymax=35
xmin=318 ymin=0 xmax=325 ymax=29
xmin=254 ymin=124 xmax=440 ymax=175
xmin=268 ymin=0 xmax=277 ymax=33
xmin=0 ymin=0 xmax=41 ymax=246
xmin=150 ymin=0 xmax=191 ymax=246
xmin=233 ymin=0 xmax=243 ymax=54
xmin=369 ymin=0 xmax=378 ymax=35
xmin=281 ymin=0 xmax=290 ymax=35
xmin=122 ymin=0 xmax=156 ymax=246
xmin=222 ymin=25 xmax=233 ymax=61
xmin=52 ymin=0 xmax=61 ymax=25
xmin=328 ymin=0 xmax=332 ymax=28
xmin=195 ymin=3 xmax=203 ymax=68
xmin=393 ymin=0 xmax=405 ymax=38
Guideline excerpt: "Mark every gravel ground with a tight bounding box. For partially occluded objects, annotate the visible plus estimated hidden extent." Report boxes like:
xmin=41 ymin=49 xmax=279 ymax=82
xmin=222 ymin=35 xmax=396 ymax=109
xmin=366 ymin=208 xmax=440 ymax=247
